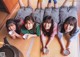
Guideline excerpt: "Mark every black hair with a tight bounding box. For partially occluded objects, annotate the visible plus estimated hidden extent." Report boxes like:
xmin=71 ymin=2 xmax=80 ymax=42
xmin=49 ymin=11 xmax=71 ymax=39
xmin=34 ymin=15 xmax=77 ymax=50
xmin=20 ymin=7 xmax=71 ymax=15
xmin=23 ymin=15 xmax=36 ymax=34
xmin=61 ymin=16 xmax=77 ymax=36
xmin=6 ymin=19 xmax=20 ymax=34
xmin=41 ymin=16 xmax=54 ymax=37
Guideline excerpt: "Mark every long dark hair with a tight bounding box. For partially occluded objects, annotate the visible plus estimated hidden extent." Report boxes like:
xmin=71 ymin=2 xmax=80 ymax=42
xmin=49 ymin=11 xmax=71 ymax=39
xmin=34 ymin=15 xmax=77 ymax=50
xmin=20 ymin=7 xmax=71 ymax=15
xmin=61 ymin=16 xmax=77 ymax=36
xmin=23 ymin=15 xmax=36 ymax=34
xmin=41 ymin=16 xmax=54 ymax=37
xmin=6 ymin=19 xmax=20 ymax=34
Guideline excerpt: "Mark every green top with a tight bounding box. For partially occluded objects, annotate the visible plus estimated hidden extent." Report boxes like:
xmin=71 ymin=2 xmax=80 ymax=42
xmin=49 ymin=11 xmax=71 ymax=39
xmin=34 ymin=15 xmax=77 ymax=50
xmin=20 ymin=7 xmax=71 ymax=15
xmin=21 ymin=25 xmax=40 ymax=36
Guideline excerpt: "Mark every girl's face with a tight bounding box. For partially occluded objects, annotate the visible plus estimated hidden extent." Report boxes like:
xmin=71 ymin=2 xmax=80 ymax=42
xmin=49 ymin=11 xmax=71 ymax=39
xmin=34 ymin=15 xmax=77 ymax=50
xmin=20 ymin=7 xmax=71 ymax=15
xmin=8 ymin=23 xmax=16 ymax=31
xmin=25 ymin=20 xmax=34 ymax=30
xmin=43 ymin=22 xmax=51 ymax=31
xmin=64 ymin=23 xmax=74 ymax=33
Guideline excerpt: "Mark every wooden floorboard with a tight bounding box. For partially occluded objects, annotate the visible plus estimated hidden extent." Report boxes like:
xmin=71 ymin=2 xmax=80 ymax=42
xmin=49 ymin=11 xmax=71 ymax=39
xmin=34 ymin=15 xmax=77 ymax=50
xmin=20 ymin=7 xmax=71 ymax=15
xmin=0 ymin=0 xmax=80 ymax=57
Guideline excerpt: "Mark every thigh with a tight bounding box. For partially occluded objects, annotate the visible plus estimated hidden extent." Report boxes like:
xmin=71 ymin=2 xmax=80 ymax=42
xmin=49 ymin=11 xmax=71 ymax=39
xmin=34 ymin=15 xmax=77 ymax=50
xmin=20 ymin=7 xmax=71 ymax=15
xmin=51 ymin=7 xmax=59 ymax=24
xmin=68 ymin=6 xmax=78 ymax=20
xmin=59 ymin=6 xmax=69 ymax=24
xmin=33 ymin=9 xmax=44 ymax=24
xmin=15 ymin=6 xmax=33 ymax=20
xmin=44 ymin=7 xmax=52 ymax=17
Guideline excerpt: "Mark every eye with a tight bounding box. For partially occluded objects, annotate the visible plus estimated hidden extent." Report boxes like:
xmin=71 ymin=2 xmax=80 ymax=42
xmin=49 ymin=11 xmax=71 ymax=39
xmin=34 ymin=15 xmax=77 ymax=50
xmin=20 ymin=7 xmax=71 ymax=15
xmin=11 ymin=25 xmax=13 ymax=26
xmin=70 ymin=24 xmax=74 ymax=26
xmin=28 ymin=23 xmax=30 ymax=24
xmin=43 ymin=22 xmax=46 ymax=24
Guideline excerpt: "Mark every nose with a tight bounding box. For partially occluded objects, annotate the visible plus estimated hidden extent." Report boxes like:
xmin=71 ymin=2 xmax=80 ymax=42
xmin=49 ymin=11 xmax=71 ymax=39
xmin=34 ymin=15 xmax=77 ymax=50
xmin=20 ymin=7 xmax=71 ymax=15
xmin=46 ymin=23 xmax=49 ymax=27
xmin=10 ymin=26 xmax=13 ymax=30
xmin=67 ymin=25 xmax=71 ymax=30
xmin=28 ymin=24 xmax=31 ymax=28
xmin=27 ymin=24 xmax=30 ymax=27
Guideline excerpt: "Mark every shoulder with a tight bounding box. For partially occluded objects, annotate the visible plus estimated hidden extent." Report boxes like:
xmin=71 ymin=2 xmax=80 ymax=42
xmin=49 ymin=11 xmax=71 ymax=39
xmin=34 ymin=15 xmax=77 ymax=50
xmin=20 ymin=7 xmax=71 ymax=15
xmin=53 ymin=22 xmax=58 ymax=31
xmin=57 ymin=32 xmax=63 ymax=39
xmin=36 ymin=24 xmax=40 ymax=29
xmin=72 ymin=27 xmax=80 ymax=36
xmin=54 ymin=22 xmax=57 ymax=27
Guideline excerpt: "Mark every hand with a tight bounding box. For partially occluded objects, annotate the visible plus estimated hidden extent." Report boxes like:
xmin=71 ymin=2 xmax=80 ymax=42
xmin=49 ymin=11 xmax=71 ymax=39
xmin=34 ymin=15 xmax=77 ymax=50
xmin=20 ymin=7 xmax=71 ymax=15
xmin=15 ymin=32 xmax=22 ymax=38
xmin=28 ymin=34 xmax=37 ymax=38
xmin=43 ymin=47 xmax=49 ymax=54
xmin=8 ymin=31 xmax=15 ymax=35
xmin=23 ymin=34 xmax=29 ymax=39
xmin=23 ymin=34 xmax=37 ymax=39
xmin=62 ymin=48 xmax=70 ymax=56
xmin=9 ymin=31 xmax=16 ymax=39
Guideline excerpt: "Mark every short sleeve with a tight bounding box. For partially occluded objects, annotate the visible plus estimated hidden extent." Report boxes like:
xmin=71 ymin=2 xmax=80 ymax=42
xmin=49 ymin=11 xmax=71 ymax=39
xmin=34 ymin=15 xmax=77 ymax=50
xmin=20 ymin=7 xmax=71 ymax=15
xmin=58 ymin=32 xmax=63 ymax=39
xmin=36 ymin=25 xmax=41 ymax=36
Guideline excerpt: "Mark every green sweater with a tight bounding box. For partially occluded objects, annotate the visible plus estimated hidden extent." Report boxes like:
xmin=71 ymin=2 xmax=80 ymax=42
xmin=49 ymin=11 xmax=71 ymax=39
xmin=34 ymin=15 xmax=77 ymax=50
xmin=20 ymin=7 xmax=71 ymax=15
xmin=21 ymin=25 xmax=40 ymax=36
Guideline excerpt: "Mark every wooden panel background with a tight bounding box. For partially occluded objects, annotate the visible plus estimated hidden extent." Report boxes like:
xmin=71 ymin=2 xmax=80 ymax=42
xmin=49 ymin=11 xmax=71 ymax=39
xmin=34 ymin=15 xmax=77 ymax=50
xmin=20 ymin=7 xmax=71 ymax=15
xmin=2 ymin=0 xmax=18 ymax=13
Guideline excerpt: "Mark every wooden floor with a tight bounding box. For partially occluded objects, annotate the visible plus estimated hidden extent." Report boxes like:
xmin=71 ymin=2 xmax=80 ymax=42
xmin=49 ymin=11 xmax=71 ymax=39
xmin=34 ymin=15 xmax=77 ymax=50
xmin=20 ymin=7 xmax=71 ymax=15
xmin=0 ymin=0 xmax=80 ymax=57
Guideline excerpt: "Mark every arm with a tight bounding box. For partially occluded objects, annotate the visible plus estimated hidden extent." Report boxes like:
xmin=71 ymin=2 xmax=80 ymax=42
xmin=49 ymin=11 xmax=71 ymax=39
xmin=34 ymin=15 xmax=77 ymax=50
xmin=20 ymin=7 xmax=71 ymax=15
xmin=46 ymin=23 xmax=58 ymax=47
xmin=23 ymin=34 xmax=37 ymax=39
xmin=28 ymin=34 xmax=37 ymax=38
xmin=41 ymin=30 xmax=46 ymax=48
xmin=58 ymin=32 xmax=66 ymax=49
xmin=15 ymin=32 xmax=22 ymax=38
xmin=46 ymin=37 xmax=53 ymax=48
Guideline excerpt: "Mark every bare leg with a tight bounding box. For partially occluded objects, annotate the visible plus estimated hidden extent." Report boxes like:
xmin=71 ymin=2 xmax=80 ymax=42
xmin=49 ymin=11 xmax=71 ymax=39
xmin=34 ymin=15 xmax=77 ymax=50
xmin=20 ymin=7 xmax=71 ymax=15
xmin=47 ymin=3 xmax=51 ymax=8
xmin=37 ymin=0 xmax=39 ymax=8
xmin=40 ymin=2 xmax=42 ymax=9
xmin=47 ymin=0 xmax=52 ymax=8
xmin=53 ymin=0 xmax=57 ymax=8
xmin=61 ymin=0 xmax=68 ymax=7
xmin=72 ymin=0 xmax=76 ymax=6
xmin=47 ymin=0 xmax=57 ymax=8
xmin=54 ymin=3 xmax=57 ymax=8
xmin=37 ymin=0 xmax=42 ymax=9
xmin=27 ymin=0 xmax=30 ymax=6
xmin=18 ymin=0 xmax=25 ymax=8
